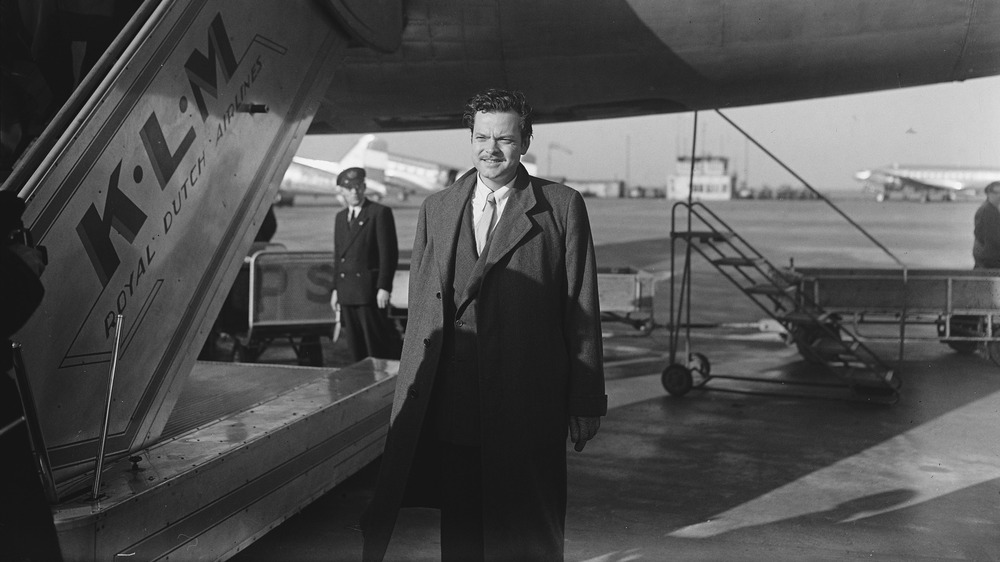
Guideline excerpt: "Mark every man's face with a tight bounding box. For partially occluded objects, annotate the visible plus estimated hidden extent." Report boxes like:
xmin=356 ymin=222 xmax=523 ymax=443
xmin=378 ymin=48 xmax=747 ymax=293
xmin=987 ymin=189 xmax=1000 ymax=206
xmin=344 ymin=183 xmax=366 ymax=207
xmin=471 ymin=110 xmax=530 ymax=189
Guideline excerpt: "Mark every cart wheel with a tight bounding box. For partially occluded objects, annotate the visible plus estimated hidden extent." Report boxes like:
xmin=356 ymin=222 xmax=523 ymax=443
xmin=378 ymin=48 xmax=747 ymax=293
xmin=662 ymin=364 xmax=693 ymax=397
xmin=232 ymin=342 xmax=253 ymax=363
xmin=688 ymin=352 xmax=711 ymax=387
xmin=791 ymin=323 xmax=840 ymax=364
xmin=986 ymin=341 xmax=1000 ymax=368
xmin=945 ymin=341 xmax=979 ymax=355
xmin=688 ymin=352 xmax=710 ymax=377
xmin=297 ymin=335 xmax=324 ymax=367
xmin=941 ymin=315 xmax=981 ymax=355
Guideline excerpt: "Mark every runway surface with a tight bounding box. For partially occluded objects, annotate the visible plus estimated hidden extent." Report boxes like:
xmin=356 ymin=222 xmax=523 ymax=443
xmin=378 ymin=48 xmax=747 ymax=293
xmin=230 ymin=196 xmax=998 ymax=561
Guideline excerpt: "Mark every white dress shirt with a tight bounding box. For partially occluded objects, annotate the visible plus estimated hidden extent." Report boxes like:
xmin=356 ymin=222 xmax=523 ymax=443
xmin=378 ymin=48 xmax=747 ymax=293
xmin=347 ymin=205 xmax=362 ymax=222
xmin=472 ymin=175 xmax=513 ymax=236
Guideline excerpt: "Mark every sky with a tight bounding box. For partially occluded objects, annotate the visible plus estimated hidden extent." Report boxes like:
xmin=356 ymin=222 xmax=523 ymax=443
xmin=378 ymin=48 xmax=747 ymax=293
xmin=297 ymin=75 xmax=1000 ymax=191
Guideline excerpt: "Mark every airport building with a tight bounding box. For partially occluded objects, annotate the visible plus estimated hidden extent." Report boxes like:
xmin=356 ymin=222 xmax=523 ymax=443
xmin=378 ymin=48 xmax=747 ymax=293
xmin=667 ymin=155 xmax=735 ymax=201
xmin=565 ymin=179 xmax=626 ymax=198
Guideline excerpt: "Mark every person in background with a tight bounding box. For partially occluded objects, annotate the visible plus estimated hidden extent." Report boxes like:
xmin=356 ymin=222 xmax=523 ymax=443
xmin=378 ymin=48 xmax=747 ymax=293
xmin=361 ymin=89 xmax=606 ymax=561
xmin=973 ymin=181 xmax=1000 ymax=269
xmin=329 ymin=167 xmax=402 ymax=361
xmin=1 ymin=192 xmax=62 ymax=561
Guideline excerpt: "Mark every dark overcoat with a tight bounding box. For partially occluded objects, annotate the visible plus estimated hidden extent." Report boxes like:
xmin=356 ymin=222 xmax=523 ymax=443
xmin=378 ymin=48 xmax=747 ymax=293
xmin=332 ymin=200 xmax=398 ymax=305
xmin=362 ymin=165 xmax=607 ymax=560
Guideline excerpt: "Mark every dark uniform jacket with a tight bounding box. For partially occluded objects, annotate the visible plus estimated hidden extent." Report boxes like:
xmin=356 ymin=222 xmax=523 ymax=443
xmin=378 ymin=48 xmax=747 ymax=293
xmin=332 ymin=200 xmax=398 ymax=305
xmin=973 ymin=200 xmax=1000 ymax=268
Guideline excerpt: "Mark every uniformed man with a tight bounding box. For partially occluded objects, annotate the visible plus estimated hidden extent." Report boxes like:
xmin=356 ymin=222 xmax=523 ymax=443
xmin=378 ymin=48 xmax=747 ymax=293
xmin=329 ymin=167 xmax=402 ymax=360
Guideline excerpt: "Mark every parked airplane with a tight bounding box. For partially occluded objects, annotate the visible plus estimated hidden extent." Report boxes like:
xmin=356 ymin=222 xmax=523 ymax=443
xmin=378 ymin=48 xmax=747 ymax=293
xmin=280 ymin=134 xmax=539 ymax=204
xmin=278 ymin=157 xmax=388 ymax=206
xmin=2 ymin=0 xmax=998 ymax=559
xmin=277 ymin=134 xmax=445 ymax=205
xmin=855 ymin=165 xmax=1000 ymax=202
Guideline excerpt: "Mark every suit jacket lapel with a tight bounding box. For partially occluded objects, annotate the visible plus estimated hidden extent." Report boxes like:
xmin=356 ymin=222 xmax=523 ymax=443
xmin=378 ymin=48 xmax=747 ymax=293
xmin=339 ymin=201 xmax=369 ymax=254
xmin=434 ymin=171 xmax=476 ymax=292
xmin=335 ymin=210 xmax=350 ymax=256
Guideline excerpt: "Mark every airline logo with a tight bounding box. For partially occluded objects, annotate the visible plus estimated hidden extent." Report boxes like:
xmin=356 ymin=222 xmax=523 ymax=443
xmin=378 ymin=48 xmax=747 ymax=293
xmin=16 ymin=0 xmax=340 ymax=467
xmin=62 ymin=10 xmax=283 ymax=365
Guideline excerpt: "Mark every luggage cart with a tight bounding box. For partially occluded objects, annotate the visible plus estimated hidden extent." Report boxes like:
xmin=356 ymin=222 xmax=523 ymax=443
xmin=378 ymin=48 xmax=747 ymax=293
xmin=233 ymin=249 xmax=337 ymax=365
xmin=597 ymin=266 xmax=656 ymax=334
xmin=792 ymin=267 xmax=1000 ymax=365
xmin=386 ymin=263 xmax=655 ymax=335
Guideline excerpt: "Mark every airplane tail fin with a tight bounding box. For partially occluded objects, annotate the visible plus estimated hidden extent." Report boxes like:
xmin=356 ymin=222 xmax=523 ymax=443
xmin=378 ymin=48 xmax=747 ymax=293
xmin=339 ymin=134 xmax=388 ymax=184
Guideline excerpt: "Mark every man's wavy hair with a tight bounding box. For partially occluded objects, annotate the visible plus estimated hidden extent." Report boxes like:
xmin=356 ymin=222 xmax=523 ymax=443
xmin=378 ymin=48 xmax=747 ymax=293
xmin=462 ymin=89 xmax=533 ymax=142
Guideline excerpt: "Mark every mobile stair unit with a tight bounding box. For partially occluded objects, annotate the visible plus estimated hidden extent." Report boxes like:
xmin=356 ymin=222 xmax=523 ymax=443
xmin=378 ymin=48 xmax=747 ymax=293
xmin=664 ymin=201 xmax=902 ymax=403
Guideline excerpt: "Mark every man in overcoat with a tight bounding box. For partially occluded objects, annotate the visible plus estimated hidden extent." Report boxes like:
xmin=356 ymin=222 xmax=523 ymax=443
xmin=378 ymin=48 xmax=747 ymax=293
xmin=330 ymin=167 xmax=402 ymax=361
xmin=973 ymin=181 xmax=1000 ymax=269
xmin=362 ymin=89 xmax=606 ymax=561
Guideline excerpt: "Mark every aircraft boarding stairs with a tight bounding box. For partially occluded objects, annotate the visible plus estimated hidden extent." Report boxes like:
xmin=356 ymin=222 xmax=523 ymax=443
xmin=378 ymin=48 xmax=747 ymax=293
xmin=665 ymin=201 xmax=900 ymax=402
xmin=2 ymin=2 xmax=406 ymax=559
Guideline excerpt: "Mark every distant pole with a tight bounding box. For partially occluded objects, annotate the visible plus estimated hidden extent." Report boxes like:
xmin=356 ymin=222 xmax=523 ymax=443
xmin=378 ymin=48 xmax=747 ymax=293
xmin=743 ymin=137 xmax=749 ymax=188
xmin=625 ymin=135 xmax=631 ymax=187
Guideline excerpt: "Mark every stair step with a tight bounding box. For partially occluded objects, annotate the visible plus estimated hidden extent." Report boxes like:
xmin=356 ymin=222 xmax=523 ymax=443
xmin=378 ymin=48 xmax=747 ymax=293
xmin=713 ymin=257 xmax=765 ymax=267
xmin=812 ymin=338 xmax=860 ymax=355
xmin=780 ymin=311 xmax=832 ymax=325
xmin=841 ymin=368 xmax=899 ymax=389
xmin=671 ymin=231 xmax=732 ymax=242
xmin=746 ymin=284 xmax=795 ymax=296
xmin=827 ymin=360 xmax=872 ymax=370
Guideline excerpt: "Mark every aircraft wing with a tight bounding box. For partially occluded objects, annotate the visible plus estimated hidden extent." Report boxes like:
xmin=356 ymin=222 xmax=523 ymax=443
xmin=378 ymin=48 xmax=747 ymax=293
xmin=891 ymin=175 xmax=967 ymax=192
xmin=310 ymin=0 xmax=1000 ymax=134
xmin=279 ymin=156 xmax=388 ymax=202
xmin=857 ymin=169 xmax=981 ymax=193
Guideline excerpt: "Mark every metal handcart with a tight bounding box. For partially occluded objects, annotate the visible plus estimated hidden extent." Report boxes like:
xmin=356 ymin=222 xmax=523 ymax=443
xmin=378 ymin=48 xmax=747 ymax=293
xmin=232 ymin=249 xmax=336 ymax=365
xmin=597 ymin=266 xmax=656 ymax=334
xmin=793 ymin=267 xmax=1000 ymax=365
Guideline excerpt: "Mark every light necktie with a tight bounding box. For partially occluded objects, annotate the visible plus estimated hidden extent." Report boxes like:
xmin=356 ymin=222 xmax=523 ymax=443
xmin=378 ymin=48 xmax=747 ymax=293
xmin=475 ymin=191 xmax=496 ymax=255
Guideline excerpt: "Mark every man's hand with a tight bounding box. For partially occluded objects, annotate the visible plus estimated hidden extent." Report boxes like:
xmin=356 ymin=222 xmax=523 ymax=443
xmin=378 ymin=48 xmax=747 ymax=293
xmin=329 ymin=290 xmax=339 ymax=311
xmin=569 ymin=416 xmax=601 ymax=452
xmin=376 ymin=288 xmax=390 ymax=309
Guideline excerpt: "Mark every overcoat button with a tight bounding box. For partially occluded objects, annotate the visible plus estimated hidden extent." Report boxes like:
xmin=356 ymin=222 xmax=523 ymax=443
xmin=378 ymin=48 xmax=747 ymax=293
xmin=435 ymin=292 xmax=442 ymax=299
xmin=455 ymin=320 xmax=464 ymax=327
xmin=340 ymin=258 xmax=346 ymax=262
xmin=407 ymin=388 xmax=419 ymax=399
xmin=339 ymin=273 xmax=345 ymax=278
xmin=423 ymin=338 xmax=430 ymax=347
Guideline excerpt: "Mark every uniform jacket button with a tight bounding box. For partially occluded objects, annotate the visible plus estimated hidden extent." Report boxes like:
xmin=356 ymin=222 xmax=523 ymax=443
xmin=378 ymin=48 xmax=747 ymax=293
xmin=339 ymin=273 xmax=345 ymax=278
xmin=423 ymin=338 xmax=430 ymax=347
xmin=407 ymin=388 xmax=419 ymax=399
xmin=435 ymin=292 xmax=442 ymax=299
xmin=455 ymin=320 xmax=464 ymax=327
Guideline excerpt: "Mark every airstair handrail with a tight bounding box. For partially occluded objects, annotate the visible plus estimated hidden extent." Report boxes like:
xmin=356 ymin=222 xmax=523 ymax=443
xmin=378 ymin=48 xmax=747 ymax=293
xmin=714 ymin=110 xmax=908 ymax=272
